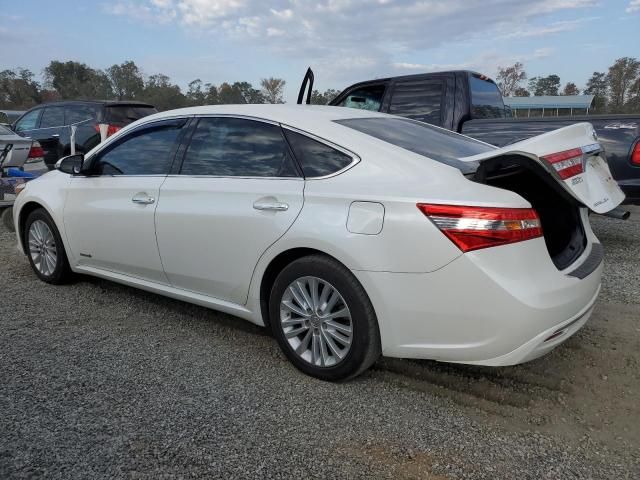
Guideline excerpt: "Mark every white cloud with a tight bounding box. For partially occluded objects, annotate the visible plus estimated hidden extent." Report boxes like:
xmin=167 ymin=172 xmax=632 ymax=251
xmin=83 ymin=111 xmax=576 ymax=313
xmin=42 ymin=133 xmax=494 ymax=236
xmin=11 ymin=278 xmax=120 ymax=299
xmin=627 ymin=0 xmax=640 ymax=12
xmin=104 ymin=0 xmax=595 ymax=81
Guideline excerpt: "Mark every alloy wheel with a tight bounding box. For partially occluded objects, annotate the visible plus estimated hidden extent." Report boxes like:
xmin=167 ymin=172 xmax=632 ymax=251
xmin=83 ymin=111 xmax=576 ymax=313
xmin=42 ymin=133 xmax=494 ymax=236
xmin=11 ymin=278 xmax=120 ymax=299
xmin=28 ymin=219 xmax=58 ymax=277
xmin=280 ymin=276 xmax=353 ymax=367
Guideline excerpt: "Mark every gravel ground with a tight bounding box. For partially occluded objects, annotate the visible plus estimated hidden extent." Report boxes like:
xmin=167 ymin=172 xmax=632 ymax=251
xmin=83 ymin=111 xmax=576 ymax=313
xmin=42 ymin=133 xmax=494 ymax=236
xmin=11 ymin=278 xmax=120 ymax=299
xmin=1 ymin=207 xmax=639 ymax=479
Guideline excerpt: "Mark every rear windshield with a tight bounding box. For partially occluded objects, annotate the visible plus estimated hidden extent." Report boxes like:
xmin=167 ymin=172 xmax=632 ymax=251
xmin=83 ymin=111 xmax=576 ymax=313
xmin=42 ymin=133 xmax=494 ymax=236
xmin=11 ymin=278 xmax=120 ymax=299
xmin=0 ymin=125 xmax=13 ymax=135
xmin=105 ymin=105 xmax=157 ymax=125
xmin=469 ymin=75 xmax=506 ymax=119
xmin=334 ymin=117 xmax=493 ymax=173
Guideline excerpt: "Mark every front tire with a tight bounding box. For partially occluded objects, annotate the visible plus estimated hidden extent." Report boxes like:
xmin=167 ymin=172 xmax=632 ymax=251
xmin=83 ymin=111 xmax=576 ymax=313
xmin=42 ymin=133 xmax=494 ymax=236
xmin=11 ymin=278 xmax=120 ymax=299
xmin=269 ymin=255 xmax=381 ymax=381
xmin=24 ymin=208 xmax=71 ymax=284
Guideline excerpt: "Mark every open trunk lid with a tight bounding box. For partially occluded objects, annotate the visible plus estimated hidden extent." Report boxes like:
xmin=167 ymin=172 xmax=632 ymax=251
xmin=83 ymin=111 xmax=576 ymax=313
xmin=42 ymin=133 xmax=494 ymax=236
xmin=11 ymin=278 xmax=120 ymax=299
xmin=460 ymin=122 xmax=625 ymax=214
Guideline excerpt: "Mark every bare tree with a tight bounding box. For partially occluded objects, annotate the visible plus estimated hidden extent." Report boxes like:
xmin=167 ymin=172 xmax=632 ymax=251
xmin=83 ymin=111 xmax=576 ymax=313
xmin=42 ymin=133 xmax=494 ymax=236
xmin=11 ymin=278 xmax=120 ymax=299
xmin=496 ymin=62 xmax=527 ymax=97
xmin=260 ymin=77 xmax=286 ymax=104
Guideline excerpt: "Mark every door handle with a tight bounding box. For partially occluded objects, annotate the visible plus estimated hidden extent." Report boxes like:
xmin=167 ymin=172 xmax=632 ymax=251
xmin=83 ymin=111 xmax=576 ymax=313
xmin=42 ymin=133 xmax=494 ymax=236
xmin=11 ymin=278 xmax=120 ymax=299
xmin=253 ymin=199 xmax=289 ymax=212
xmin=51 ymin=134 xmax=60 ymax=138
xmin=132 ymin=193 xmax=155 ymax=205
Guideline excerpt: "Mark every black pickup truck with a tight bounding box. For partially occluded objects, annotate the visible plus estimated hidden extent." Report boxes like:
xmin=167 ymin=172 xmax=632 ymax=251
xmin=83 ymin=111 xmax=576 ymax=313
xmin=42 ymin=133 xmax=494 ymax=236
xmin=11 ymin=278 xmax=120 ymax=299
xmin=302 ymin=70 xmax=640 ymax=204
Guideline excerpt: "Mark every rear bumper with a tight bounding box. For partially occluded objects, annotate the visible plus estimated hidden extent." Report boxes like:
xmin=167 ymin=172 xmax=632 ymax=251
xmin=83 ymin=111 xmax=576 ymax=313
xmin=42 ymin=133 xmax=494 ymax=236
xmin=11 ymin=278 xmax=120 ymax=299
xmin=619 ymin=179 xmax=640 ymax=205
xmin=353 ymin=236 xmax=603 ymax=366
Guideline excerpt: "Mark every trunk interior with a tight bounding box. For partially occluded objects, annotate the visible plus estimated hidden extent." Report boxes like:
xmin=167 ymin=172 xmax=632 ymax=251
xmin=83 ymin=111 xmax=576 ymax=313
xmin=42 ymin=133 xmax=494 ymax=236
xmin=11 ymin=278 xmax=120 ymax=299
xmin=474 ymin=155 xmax=586 ymax=270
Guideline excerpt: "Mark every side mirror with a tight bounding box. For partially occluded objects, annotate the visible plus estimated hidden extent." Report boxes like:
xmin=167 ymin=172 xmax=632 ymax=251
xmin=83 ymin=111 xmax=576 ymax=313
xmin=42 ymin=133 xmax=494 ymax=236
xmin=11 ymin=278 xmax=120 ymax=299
xmin=55 ymin=154 xmax=84 ymax=175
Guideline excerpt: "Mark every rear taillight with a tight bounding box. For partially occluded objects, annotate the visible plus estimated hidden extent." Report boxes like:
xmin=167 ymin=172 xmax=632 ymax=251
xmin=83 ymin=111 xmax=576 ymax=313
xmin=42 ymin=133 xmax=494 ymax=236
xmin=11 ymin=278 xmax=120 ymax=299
xmin=542 ymin=147 xmax=584 ymax=180
xmin=25 ymin=142 xmax=45 ymax=163
xmin=417 ymin=204 xmax=543 ymax=252
xmin=94 ymin=124 xmax=122 ymax=138
xmin=631 ymin=142 xmax=640 ymax=166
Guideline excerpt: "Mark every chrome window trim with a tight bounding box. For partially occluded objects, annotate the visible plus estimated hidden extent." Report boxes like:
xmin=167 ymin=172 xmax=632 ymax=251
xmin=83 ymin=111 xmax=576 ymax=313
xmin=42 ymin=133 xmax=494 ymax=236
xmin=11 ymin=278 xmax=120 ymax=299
xmin=280 ymin=124 xmax=361 ymax=180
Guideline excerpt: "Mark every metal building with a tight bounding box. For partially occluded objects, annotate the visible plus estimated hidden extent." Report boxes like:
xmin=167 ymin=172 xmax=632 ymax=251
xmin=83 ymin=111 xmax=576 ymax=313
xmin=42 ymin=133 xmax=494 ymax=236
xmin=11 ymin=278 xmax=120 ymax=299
xmin=503 ymin=95 xmax=595 ymax=118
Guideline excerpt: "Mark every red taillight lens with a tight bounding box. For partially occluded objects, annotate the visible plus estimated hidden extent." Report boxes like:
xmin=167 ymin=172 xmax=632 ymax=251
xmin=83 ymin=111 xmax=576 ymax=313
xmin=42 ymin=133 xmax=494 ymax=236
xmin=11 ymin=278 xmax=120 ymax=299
xmin=94 ymin=124 xmax=122 ymax=138
xmin=542 ymin=147 xmax=584 ymax=180
xmin=631 ymin=142 xmax=640 ymax=166
xmin=417 ymin=204 xmax=543 ymax=252
xmin=27 ymin=142 xmax=45 ymax=161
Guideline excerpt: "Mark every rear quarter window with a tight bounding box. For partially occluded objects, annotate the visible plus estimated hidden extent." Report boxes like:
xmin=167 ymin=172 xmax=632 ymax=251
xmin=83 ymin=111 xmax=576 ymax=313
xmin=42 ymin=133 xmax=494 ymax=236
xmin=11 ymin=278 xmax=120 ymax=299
xmin=284 ymin=129 xmax=354 ymax=178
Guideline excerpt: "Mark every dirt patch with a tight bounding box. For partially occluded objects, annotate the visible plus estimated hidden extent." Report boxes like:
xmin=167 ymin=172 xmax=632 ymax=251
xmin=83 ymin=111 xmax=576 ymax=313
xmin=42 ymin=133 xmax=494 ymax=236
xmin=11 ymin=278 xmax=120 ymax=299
xmin=372 ymin=301 xmax=640 ymax=453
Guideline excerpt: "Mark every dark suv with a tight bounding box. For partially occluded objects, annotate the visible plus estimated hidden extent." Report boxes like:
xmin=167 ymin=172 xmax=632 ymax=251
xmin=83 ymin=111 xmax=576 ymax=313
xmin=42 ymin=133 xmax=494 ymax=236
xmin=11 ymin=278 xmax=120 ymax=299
xmin=12 ymin=100 xmax=157 ymax=169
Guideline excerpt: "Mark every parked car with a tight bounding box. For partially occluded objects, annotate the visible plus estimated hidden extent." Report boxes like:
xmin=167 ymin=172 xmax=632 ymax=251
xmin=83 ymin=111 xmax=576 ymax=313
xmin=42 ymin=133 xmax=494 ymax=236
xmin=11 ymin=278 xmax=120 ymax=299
xmin=0 ymin=110 xmax=26 ymax=127
xmin=11 ymin=100 xmax=157 ymax=169
xmin=316 ymin=70 xmax=640 ymax=204
xmin=13 ymin=104 xmax=625 ymax=380
xmin=0 ymin=125 xmax=47 ymax=175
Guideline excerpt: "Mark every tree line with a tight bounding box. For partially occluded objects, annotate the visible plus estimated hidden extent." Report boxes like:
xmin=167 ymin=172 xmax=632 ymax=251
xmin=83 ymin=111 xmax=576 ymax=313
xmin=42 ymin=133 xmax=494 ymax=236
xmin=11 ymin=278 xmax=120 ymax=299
xmin=495 ymin=57 xmax=640 ymax=113
xmin=0 ymin=59 xmax=342 ymax=111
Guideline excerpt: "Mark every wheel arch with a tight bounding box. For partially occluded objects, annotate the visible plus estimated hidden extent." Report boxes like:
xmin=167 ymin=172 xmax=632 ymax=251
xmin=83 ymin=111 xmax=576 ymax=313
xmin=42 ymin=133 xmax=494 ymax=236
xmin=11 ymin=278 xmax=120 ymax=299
xmin=258 ymin=247 xmax=369 ymax=329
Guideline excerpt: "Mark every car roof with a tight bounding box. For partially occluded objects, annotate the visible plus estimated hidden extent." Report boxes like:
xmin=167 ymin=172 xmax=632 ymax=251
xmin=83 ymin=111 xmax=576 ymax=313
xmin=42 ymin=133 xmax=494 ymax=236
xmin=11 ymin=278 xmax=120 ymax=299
xmin=142 ymin=103 xmax=388 ymax=127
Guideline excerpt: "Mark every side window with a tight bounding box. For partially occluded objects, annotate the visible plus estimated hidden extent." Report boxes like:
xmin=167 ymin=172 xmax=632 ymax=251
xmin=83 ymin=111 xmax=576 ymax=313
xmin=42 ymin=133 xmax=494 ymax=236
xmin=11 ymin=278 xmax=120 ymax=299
xmin=14 ymin=109 xmax=42 ymax=132
xmin=66 ymin=104 xmax=100 ymax=125
xmin=337 ymin=85 xmax=385 ymax=111
xmin=40 ymin=106 xmax=66 ymax=129
xmin=284 ymin=130 xmax=353 ymax=178
xmin=92 ymin=120 xmax=184 ymax=175
xmin=180 ymin=117 xmax=298 ymax=177
xmin=388 ymin=80 xmax=443 ymax=126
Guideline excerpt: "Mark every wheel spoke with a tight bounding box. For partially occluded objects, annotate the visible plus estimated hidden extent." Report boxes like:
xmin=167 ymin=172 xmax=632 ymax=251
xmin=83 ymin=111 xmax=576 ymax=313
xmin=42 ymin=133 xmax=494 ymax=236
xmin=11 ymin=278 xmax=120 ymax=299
xmin=285 ymin=325 xmax=309 ymax=338
xmin=325 ymin=320 xmax=352 ymax=335
xmin=309 ymin=277 xmax=319 ymax=310
xmin=311 ymin=332 xmax=321 ymax=366
xmin=295 ymin=329 xmax=313 ymax=355
xmin=326 ymin=328 xmax=351 ymax=346
xmin=288 ymin=285 xmax=308 ymax=311
xmin=295 ymin=280 xmax=314 ymax=311
xmin=321 ymin=329 xmax=344 ymax=359
xmin=282 ymin=300 xmax=310 ymax=318
xmin=321 ymin=307 xmax=349 ymax=321
xmin=322 ymin=290 xmax=340 ymax=315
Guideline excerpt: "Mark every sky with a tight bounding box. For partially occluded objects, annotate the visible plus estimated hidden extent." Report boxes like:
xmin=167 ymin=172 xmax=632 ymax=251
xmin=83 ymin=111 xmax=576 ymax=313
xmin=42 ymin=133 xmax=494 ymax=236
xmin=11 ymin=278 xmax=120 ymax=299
xmin=0 ymin=0 xmax=638 ymax=102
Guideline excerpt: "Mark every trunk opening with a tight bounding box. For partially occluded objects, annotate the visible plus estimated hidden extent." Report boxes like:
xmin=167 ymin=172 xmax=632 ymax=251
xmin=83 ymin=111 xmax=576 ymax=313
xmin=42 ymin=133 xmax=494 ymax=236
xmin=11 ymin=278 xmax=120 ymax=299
xmin=474 ymin=155 xmax=586 ymax=270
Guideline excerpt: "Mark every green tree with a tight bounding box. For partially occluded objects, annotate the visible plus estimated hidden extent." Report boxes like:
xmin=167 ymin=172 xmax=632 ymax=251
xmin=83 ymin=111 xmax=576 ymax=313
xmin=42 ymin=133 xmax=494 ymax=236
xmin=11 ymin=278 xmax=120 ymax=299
xmin=142 ymin=74 xmax=186 ymax=111
xmin=310 ymin=89 xmax=340 ymax=105
xmin=260 ymin=77 xmax=286 ymax=103
xmin=607 ymin=57 xmax=640 ymax=112
xmin=584 ymin=71 xmax=609 ymax=112
xmin=0 ymin=68 xmax=42 ymax=109
xmin=217 ymin=82 xmax=264 ymax=104
xmin=561 ymin=82 xmax=580 ymax=96
xmin=496 ymin=62 xmax=527 ymax=97
xmin=44 ymin=60 xmax=112 ymax=99
xmin=107 ymin=60 xmax=144 ymax=100
xmin=513 ymin=87 xmax=530 ymax=97
xmin=528 ymin=75 xmax=561 ymax=96
xmin=186 ymin=79 xmax=206 ymax=106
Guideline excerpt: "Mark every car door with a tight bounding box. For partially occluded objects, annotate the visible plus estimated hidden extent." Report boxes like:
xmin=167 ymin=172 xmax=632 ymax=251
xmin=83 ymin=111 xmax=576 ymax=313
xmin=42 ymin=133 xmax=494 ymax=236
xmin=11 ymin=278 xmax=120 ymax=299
xmin=155 ymin=116 xmax=304 ymax=305
xmin=63 ymin=118 xmax=188 ymax=283
xmin=35 ymin=105 xmax=67 ymax=168
xmin=13 ymin=107 xmax=43 ymax=140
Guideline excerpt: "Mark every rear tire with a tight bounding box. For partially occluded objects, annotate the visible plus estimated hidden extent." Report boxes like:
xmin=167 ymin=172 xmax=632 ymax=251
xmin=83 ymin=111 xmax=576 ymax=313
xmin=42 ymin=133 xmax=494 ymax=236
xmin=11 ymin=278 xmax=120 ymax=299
xmin=269 ymin=255 xmax=381 ymax=381
xmin=24 ymin=208 xmax=71 ymax=284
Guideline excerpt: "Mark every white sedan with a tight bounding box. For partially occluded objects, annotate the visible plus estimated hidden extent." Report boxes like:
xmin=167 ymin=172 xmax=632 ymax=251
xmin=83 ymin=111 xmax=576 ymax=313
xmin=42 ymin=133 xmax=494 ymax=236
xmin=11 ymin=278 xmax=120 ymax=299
xmin=12 ymin=105 xmax=625 ymax=380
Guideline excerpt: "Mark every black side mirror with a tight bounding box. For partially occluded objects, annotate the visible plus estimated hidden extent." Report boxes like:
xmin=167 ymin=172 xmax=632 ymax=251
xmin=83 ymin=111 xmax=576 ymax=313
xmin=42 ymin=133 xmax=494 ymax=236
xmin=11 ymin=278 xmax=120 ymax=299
xmin=55 ymin=154 xmax=84 ymax=175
